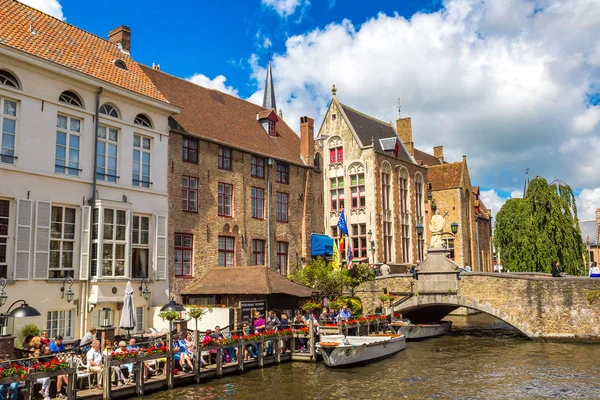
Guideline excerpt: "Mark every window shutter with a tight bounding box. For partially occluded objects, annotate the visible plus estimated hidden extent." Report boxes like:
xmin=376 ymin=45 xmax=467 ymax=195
xmin=33 ymin=201 xmax=52 ymax=280
xmin=126 ymin=210 xmax=132 ymax=278
xmin=14 ymin=199 xmax=33 ymax=280
xmin=155 ymin=215 xmax=167 ymax=280
xmin=79 ymin=206 xmax=91 ymax=280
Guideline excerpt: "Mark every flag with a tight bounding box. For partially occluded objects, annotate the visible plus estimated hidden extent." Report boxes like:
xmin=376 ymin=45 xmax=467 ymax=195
xmin=337 ymin=210 xmax=349 ymax=236
xmin=339 ymin=234 xmax=345 ymax=260
xmin=332 ymin=239 xmax=340 ymax=268
xmin=347 ymin=243 xmax=354 ymax=270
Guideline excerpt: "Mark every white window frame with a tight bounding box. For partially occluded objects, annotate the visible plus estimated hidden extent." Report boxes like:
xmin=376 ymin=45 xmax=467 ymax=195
xmin=55 ymin=114 xmax=81 ymax=176
xmin=91 ymin=206 xmax=129 ymax=278
xmin=46 ymin=310 xmax=73 ymax=339
xmin=133 ymin=134 xmax=151 ymax=188
xmin=1 ymin=97 xmax=18 ymax=165
xmin=135 ymin=306 xmax=144 ymax=332
xmin=131 ymin=215 xmax=150 ymax=279
xmin=96 ymin=125 xmax=119 ymax=182
xmin=49 ymin=206 xmax=76 ymax=279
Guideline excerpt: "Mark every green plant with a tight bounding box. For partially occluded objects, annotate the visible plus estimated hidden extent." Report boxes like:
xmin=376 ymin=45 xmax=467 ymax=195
xmin=19 ymin=323 xmax=41 ymax=348
xmin=379 ymin=294 xmax=390 ymax=304
xmin=290 ymin=257 xmax=343 ymax=297
xmin=345 ymin=263 xmax=376 ymax=296
xmin=301 ymin=300 xmax=321 ymax=312
xmin=158 ymin=310 xmax=181 ymax=321
xmin=187 ymin=305 xmax=213 ymax=330
xmin=341 ymin=296 xmax=363 ymax=316
xmin=388 ymin=295 xmax=396 ymax=304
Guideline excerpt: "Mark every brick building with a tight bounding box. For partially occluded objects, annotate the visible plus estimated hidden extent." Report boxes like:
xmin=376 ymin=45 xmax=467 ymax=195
xmin=316 ymin=88 xmax=428 ymax=268
xmin=579 ymin=209 xmax=600 ymax=267
xmin=412 ymin=144 xmax=494 ymax=272
xmin=141 ymin=63 xmax=324 ymax=299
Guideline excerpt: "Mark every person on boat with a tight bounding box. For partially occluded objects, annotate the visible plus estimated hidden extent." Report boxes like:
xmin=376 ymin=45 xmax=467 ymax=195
xmin=551 ymin=261 xmax=563 ymax=277
xmin=589 ymin=262 xmax=600 ymax=277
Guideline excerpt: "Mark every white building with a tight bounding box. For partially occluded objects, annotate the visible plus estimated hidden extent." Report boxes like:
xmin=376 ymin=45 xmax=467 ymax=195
xmin=0 ymin=2 xmax=179 ymax=341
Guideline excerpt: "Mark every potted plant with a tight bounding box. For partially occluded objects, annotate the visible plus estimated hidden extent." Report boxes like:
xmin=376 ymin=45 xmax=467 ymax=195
xmin=158 ymin=310 xmax=180 ymax=321
xmin=187 ymin=305 xmax=213 ymax=331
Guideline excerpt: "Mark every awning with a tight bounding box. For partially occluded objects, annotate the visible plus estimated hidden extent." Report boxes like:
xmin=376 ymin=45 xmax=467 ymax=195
xmin=311 ymin=233 xmax=333 ymax=257
xmin=182 ymin=266 xmax=313 ymax=298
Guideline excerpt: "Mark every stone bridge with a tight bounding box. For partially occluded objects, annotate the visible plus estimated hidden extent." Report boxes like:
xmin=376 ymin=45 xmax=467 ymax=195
xmin=356 ymin=272 xmax=600 ymax=340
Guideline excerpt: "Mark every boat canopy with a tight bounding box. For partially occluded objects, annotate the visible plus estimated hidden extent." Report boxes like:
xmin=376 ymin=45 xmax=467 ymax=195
xmin=311 ymin=234 xmax=334 ymax=257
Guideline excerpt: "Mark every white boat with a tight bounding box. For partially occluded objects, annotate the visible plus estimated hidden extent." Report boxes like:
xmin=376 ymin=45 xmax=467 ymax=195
xmin=389 ymin=321 xmax=452 ymax=340
xmin=316 ymin=334 xmax=406 ymax=367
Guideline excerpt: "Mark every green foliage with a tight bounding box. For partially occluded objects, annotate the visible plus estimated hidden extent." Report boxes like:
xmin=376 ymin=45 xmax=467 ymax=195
xmin=301 ymin=300 xmax=321 ymax=312
xmin=345 ymin=263 xmax=376 ymax=295
xmin=494 ymin=177 xmax=586 ymax=275
xmin=19 ymin=323 xmax=41 ymax=348
xmin=187 ymin=305 xmax=212 ymax=320
xmin=289 ymin=257 xmax=343 ymax=297
xmin=158 ymin=310 xmax=181 ymax=321
xmin=379 ymin=294 xmax=390 ymax=304
xmin=341 ymin=296 xmax=363 ymax=316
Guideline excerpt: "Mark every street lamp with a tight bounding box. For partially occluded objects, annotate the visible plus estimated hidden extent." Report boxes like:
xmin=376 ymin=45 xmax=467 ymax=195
xmin=416 ymin=224 xmax=424 ymax=237
xmin=160 ymin=299 xmax=186 ymax=312
xmin=451 ymin=221 xmax=459 ymax=235
xmin=0 ymin=278 xmax=7 ymax=307
xmin=60 ymin=276 xmax=75 ymax=303
xmin=139 ymin=277 xmax=151 ymax=301
xmin=0 ymin=300 xmax=41 ymax=337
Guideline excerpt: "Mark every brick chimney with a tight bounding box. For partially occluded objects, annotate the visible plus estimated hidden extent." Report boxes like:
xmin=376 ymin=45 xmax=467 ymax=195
xmin=433 ymin=145 xmax=444 ymax=163
xmin=109 ymin=26 xmax=131 ymax=54
xmin=300 ymin=116 xmax=315 ymax=164
xmin=396 ymin=117 xmax=414 ymax=157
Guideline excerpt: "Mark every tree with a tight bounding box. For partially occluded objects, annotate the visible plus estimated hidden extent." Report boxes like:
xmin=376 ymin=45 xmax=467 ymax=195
xmin=289 ymin=257 xmax=343 ymax=298
xmin=494 ymin=176 xmax=586 ymax=275
xmin=345 ymin=263 xmax=376 ymax=296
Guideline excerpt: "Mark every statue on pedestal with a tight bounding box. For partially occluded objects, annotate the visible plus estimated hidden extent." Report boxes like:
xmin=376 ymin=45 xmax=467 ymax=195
xmin=429 ymin=210 xmax=445 ymax=248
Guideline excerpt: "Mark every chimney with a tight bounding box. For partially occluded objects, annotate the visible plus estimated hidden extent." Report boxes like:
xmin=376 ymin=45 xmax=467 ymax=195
xmin=300 ymin=116 xmax=315 ymax=164
xmin=109 ymin=25 xmax=131 ymax=54
xmin=396 ymin=117 xmax=414 ymax=157
xmin=433 ymin=145 xmax=444 ymax=163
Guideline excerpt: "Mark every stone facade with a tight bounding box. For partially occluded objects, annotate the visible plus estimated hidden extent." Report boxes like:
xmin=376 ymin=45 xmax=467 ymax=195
xmin=357 ymin=273 xmax=600 ymax=339
xmin=316 ymin=95 xmax=428 ymax=268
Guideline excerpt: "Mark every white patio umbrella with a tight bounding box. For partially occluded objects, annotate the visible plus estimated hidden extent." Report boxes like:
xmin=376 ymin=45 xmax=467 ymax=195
xmin=119 ymin=281 xmax=136 ymax=337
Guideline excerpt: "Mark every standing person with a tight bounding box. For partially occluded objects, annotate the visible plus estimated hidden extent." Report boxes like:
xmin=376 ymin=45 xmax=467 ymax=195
xmin=318 ymin=307 xmax=330 ymax=324
xmin=87 ymin=340 xmax=115 ymax=390
xmin=293 ymin=310 xmax=307 ymax=352
xmin=380 ymin=263 xmax=391 ymax=276
xmin=551 ymin=261 xmax=563 ymax=277
xmin=280 ymin=313 xmax=290 ymax=352
xmin=40 ymin=331 xmax=50 ymax=347
xmin=464 ymin=263 xmax=472 ymax=272
xmin=253 ymin=312 xmax=266 ymax=334
xmin=265 ymin=311 xmax=281 ymax=356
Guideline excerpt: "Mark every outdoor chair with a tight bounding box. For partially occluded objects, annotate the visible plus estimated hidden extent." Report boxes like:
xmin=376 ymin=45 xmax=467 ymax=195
xmin=73 ymin=356 xmax=95 ymax=389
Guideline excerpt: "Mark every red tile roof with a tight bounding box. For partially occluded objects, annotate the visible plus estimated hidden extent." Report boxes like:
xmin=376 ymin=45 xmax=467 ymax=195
xmin=414 ymin=148 xmax=444 ymax=166
xmin=428 ymin=162 xmax=464 ymax=190
xmin=140 ymin=64 xmax=306 ymax=165
xmin=0 ymin=0 xmax=167 ymax=102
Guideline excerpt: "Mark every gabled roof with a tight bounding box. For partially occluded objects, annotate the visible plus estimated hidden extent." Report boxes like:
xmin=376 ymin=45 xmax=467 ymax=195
xmin=414 ymin=148 xmax=444 ymax=166
xmin=181 ymin=266 xmax=313 ymax=297
xmin=428 ymin=162 xmax=464 ymax=190
xmin=140 ymin=64 xmax=305 ymax=166
xmin=0 ymin=0 xmax=167 ymax=102
xmin=338 ymin=102 xmax=412 ymax=162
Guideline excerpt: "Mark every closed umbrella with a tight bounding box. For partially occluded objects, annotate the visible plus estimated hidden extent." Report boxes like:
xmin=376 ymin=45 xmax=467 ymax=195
xmin=120 ymin=281 xmax=136 ymax=337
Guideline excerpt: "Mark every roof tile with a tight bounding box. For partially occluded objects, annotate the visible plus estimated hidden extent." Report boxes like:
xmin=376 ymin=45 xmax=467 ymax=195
xmin=428 ymin=162 xmax=463 ymax=190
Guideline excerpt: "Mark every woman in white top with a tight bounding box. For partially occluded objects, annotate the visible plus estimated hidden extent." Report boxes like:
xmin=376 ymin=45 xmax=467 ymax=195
xmin=589 ymin=262 xmax=600 ymax=276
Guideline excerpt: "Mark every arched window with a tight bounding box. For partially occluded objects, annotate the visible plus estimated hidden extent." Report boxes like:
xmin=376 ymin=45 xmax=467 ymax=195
xmin=328 ymin=136 xmax=343 ymax=164
xmin=99 ymin=103 xmax=119 ymax=118
xmin=59 ymin=90 xmax=83 ymax=108
xmin=0 ymin=70 xmax=20 ymax=89
xmin=113 ymin=60 xmax=128 ymax=70
xmin=381 ymin=162 xmax=393 ymax=262
xmin=134 ymin=114 xmax=153 ymax=128
xmin=415 ymin=173 xmax=425 ymax=262
xmin=399 ymin=168 xmax=410 ymax=263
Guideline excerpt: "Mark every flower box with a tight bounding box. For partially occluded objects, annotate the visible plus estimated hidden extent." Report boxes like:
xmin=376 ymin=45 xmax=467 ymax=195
xmin=110 ymin=353 xmax=168 ymax=367
xmin=0 ymin=375 xmax=25 ymax=385
xmin=29 ymin=368 xmax=76 ymax=380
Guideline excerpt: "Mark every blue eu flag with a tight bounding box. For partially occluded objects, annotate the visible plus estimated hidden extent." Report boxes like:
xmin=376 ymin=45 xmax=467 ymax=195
xmin=337 ymin=210 xmax=349 ymax=236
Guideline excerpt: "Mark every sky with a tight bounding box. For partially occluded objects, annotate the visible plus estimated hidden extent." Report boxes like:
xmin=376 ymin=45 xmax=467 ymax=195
xmin=22 ymin=0 xmax=600 ymax=220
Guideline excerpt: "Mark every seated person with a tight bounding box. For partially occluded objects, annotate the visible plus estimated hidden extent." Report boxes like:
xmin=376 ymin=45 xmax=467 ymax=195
xmin=49 ymin=335 xmax=66 ymax=353
xmin=590 ymin=262 xmax=600 ymax=276
xmin=40 ymin=331 xmax=51 ymax=347
xmin=87 ymin=340 xmax=116 ymax=390
xmin=172 ymin=332 xmax=194 ymax=372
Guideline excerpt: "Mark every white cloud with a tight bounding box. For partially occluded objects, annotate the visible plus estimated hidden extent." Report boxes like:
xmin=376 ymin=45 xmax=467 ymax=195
xmin=262 ymin=0 xmax=310 ymax=18
xmin=20 ymin=0 xmax=64 ymax=20
xmin=247 ymin=0 xmax=600 ymax=199
xmin=480 ymin=189 xmax=523 ymax=218
xmin=263 ymin=37 xmax=273 ymax=49
xmin=576 ymin=188 xmax=600 ymax=220
xmin=187 ymin=74 xmax=239 ymax=97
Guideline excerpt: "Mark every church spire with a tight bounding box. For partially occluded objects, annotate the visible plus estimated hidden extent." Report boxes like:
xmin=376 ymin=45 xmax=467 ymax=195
xmin=262 ymin=51 xmax=277 ymax=111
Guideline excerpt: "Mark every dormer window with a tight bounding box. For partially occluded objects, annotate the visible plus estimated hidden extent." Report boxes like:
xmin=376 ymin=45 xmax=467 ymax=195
xmin=113 ymin=60 xmax=128 ymax=70
xmin=268 ymin=120 xmax=276 ymax=137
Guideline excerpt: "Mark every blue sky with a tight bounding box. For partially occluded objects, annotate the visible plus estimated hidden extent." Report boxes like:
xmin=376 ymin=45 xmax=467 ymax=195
xmin=23 ymin=0 xmax=600 ymax=219
xmin=58 ymin=0 xmax=444 ymax=98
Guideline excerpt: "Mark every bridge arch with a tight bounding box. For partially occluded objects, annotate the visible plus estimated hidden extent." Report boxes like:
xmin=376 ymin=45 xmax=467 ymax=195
xmin=396 ymin=296 xmax=531 ymax=337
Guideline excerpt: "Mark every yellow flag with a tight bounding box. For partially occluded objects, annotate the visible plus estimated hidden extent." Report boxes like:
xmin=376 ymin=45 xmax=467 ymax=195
xmin=332 ymin=238 xmax=340 ymax=269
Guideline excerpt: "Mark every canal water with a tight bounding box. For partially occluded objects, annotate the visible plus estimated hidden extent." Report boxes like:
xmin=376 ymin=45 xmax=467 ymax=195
xmin=146 ymin=314 xmax=600 ymax=399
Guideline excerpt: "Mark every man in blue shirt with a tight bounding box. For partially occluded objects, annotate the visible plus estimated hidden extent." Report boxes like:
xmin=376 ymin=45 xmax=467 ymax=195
xmin=339 ymin=306 xmax=352 ymax=321
xmin=49 ymin=335 xmax=66 ymax=353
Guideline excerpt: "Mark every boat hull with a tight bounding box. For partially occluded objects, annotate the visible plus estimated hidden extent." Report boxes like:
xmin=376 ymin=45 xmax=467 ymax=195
xmin=390 ymin=321 xmax=452 ymax=340
xmin=317 ymin=335 xmax=406 ymax=368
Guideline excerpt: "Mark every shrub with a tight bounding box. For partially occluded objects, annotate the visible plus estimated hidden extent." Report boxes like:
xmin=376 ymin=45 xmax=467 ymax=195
xmin=19 ymin=323 xmax=41 ymax=348
xmin=341 ymin=296 xmax=363 ymax=316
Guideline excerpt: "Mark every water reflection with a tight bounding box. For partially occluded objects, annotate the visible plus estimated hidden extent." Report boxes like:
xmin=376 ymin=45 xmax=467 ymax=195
xmin=146 ymin=314 xmax=600 ymax=399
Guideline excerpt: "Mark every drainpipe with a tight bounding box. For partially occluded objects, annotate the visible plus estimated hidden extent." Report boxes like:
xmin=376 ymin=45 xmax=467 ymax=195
xmin=89 ymin=87 xmax=103 ymax=205
xmin=267 ymin=158 xmax=272 ymax=269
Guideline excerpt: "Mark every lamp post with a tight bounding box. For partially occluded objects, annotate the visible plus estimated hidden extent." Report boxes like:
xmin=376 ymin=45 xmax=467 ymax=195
xmin=160 ymin=299 xmax=186 ymax=389
xmin=139 ymin=277 xmax=151 ymax=301
xmin=60 ymin=276 xmax=75 ymax=303
xmin=451 ymin=221 xmax=459 ymax=235
xmin=0 ymin=300 xmax=41 ymax=337
xmin=100 ymin=307 xmax=114 ymax=328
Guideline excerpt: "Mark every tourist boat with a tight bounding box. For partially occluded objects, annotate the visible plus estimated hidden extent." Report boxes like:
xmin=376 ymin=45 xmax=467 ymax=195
xmin=389 ymin=321 xmax=452 ymax=340
xmin=316 ymin=334 xmax=406 ymax=367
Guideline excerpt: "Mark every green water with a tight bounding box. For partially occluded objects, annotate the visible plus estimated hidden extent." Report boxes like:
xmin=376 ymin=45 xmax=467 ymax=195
xmin=145 ymin=314 xmax=600 ymax=399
